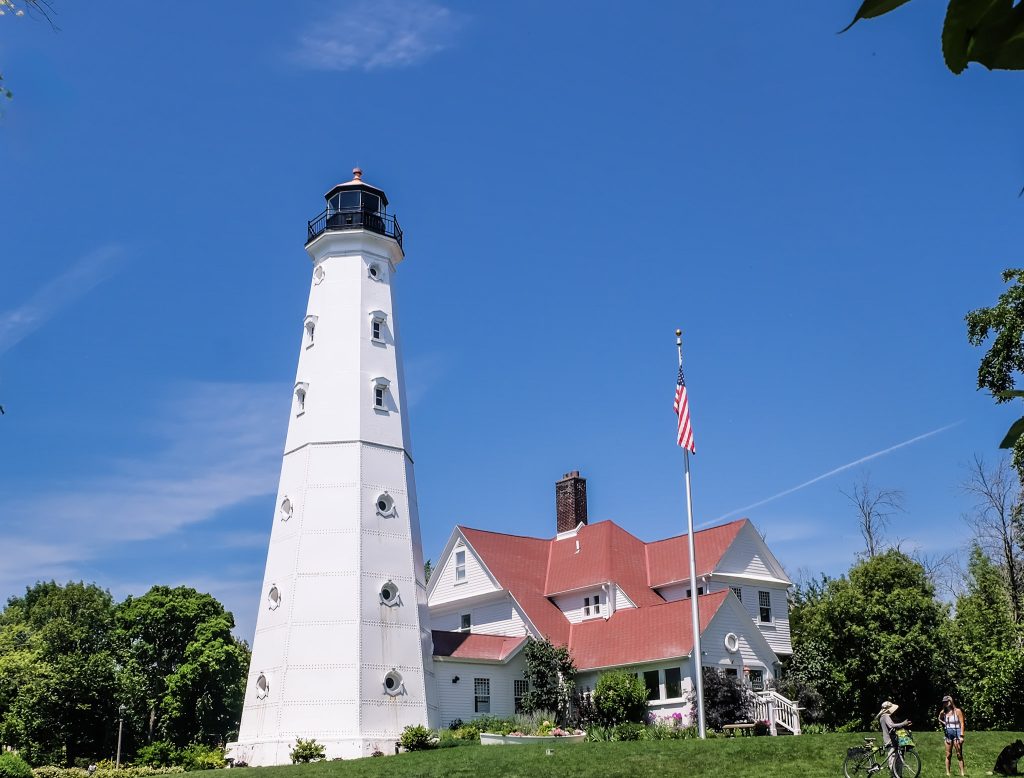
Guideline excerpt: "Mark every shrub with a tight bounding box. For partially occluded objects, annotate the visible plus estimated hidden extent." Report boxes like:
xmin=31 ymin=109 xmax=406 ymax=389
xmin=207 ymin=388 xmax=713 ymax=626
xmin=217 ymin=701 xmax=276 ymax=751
xmin=452 ymin=724 xmax=480 ymax=741
xmin=289 ymin=739 xmax=326 ymax=764
xmin=447 ymin=718 xmax=464 ymax=730
xmin=177 ymin=744 xmax=225 ymax=771
xmin=135 ymin=742 xmax=178 ymax=768
xmin=612 ymin=722 xmax=647 ymax=741
xmin=702 ymin=668 xmax=753 ymax=730
xmin=521 ymin=639 xmax=577 ymax=722
xmin=753 ymin=720 xmax=770 ymax=736
xmin=398 ymin=725 xmax=434 ymax=752
xmin=584 ymin=726 xmax=612 ymax=742
xmin=0 ymin=754 xmax=34 ymax=778
xmin=593 ymin=670 xmax=649 ymax=725
xmin=473 ymin=715 xmax=517 ymax=735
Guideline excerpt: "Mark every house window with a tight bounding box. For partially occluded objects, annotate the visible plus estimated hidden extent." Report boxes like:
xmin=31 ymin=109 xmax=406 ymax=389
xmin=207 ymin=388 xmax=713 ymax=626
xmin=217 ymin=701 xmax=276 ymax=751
xmin=643 ymin=670 xmax=660 ymax=701
xmin=758 ymin=591 xmax=772 ymax=623
xmin=725 ymin=668 xmax=738 ymax=678
xmin=685 ymin=586 xmax=705 ymax=598
xmin=474 ymin=678 xmax=490 ymax=713
xmin=583 ymin=596 xmax=590 ymax=617
xmin=665 ymin=667 xmax=682 ymax=699
xmin=514 ymin=679 xmax=528 ymax=713
xmin=455 ymin=550 xmax=466 ymax=582
xmin=749 ymin=669 xmax=765 ymax=692
xmin=593 ymin=594 xmax=601 ymax=615
xmin=460 ymin=613 xmax=471 ymax=632
xmin=731 ymin=586 xmax=743 ymax=602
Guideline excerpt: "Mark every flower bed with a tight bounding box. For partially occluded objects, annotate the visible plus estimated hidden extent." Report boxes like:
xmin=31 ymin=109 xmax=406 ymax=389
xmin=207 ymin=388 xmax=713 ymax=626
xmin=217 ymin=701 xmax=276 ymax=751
xmin=480 ymin=731 xmax=586 ymax=746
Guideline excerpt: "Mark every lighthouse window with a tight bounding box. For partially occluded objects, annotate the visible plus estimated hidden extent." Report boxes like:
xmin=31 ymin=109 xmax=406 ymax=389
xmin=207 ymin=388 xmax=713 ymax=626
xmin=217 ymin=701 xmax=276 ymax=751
xmin=279 ymin=497 xmax=293 ymax=521
xmin=375 ymin=492 xmax=396 ymax=518
xmin=362 ymin=192 xmax=381 ymax=214
xmin=255 ymin=673 xmax=269 ymax=699
xmin=267 ymin=585 xmax=281 ymax=610
xmin=372 ymin=319 xmax=381 ymax=341
xmin=368 ymin=263 xmax=381 ymax=280
xmin=380 ymin=581 xmax=400 ymax=606
xmin=294 ymin=384 xmax=308 ymax=416
xmin=328 ymin=191 xmax=360 ymax=213
xmin=304 ymin=315 xmax=318 ymax=348
xmin=383 ymin=669 xmax=404 ymax=696
xmin=374 ymin=385 xmax=385 ymax=408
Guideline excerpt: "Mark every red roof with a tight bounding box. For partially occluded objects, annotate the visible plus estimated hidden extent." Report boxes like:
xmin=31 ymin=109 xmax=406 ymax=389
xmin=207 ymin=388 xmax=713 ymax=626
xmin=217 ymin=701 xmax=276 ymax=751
xmin=455 ymin=519 xmax=752 ymax=668
xmin=568 ymin=591 xmax=729 ymax=670
xmin=432 ymin=631 xmax=526 ymax=662
xmin=645 ymin=520 xmax=746 ymax=588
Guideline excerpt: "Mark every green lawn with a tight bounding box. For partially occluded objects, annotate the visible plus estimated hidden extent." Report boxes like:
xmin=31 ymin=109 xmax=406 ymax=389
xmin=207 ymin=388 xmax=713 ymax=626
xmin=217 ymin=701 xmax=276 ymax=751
xmin=211 ymin=731 xmax=1024 ymax=778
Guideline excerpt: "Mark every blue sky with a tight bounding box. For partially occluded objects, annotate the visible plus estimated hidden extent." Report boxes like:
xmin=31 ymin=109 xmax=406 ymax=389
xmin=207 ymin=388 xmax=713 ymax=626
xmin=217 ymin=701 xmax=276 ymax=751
xmin=1 ymin=1 xmax=1021 ymax=642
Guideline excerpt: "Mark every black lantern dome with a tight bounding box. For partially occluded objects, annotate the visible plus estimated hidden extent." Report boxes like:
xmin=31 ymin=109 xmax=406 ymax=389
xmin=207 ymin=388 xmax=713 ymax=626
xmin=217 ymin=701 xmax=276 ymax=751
xmin=306 ymin=168 xmax=403 ymax=247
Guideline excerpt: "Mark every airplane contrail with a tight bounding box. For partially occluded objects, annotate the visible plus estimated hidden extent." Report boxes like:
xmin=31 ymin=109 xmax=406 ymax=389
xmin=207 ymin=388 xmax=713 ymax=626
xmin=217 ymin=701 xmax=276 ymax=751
xmin=709 ymin=421 xmax=963 ymax=525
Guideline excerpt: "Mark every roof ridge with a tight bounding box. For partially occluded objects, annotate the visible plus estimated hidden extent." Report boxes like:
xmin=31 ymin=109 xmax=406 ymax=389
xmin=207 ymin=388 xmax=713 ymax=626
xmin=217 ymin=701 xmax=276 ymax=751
xmin=459 ymin=524 xmax=552 ymax=542
xmin=645 ymin=517 xmax=748 ymax=546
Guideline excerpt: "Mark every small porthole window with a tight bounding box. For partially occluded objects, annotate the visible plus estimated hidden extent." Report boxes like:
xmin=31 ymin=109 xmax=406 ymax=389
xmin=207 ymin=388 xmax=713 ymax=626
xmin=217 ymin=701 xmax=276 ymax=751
xmin=376 ymin=492 xmax=396 ymax=518
xmin=267 ymin=585 xmax=282 ymax=610
xmin=255 ymin=673 xmax=270 ymax=699
xmin=279 ymin=497 xmax=293 ymax=522
xmin=294 ymin=382 xmax=308 ymax=416
xmin=383 ymin=669 xmax=404 ymax=696
xmin=367 ymin=262 xmax=383 ymax=281
xmin=313 ymin=266 xmax=325 ymax=285
xmin=380 ymin=580 xmax=400 ymax=606
xmin=372 ymin=377 xmax=390 ymax=412
xmin=304 ymin=315 xmax=318 ymax=348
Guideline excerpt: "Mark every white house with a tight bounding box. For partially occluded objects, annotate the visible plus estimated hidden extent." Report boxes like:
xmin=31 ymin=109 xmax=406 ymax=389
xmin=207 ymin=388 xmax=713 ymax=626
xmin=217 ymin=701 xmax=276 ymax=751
xmin=426 ymin=471 xmax=800 ymax=733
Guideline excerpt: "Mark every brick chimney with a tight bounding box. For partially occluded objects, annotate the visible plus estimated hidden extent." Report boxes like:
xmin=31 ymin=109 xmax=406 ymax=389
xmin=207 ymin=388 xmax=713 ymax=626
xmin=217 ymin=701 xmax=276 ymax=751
xmin=555 ymin=471 xmax=588 ymax=533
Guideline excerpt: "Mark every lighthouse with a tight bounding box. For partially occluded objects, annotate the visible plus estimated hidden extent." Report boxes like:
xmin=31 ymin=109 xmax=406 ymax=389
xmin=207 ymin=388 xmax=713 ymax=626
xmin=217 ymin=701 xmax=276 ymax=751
xmin=231 ymin=170 xmax=438 ymax=764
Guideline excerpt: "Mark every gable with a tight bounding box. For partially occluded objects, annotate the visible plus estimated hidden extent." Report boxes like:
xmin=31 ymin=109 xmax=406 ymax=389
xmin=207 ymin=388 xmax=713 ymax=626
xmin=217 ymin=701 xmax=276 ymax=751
xmin=428 ymin=529 xmax=501 ymax=606
xmin=714 ymin=521 xmax=792 ymax=583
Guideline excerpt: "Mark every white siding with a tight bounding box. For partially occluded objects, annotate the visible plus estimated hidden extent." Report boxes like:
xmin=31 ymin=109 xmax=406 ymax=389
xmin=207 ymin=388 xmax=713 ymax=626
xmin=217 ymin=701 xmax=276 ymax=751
xmin=701 ymin=598 xmax=777 ymax=681
xmin=433 ymin=655 xmax=527 ymax=728
xmin=429 ymin=540 xmax=500 ymax=606
xmin=578 ymin=660 xmax=696 ymax=725
xmin=551 ymin=590 xmax=610 ymax=624
xmin=749 ymin=586 xmax=792 ymax=655
xmin=716 ymin=525 xmax=783 ymax=580
xmin=431 ymin=595 xmax=528 ymax=637
xmin=614 ymin=585 xmax=635 ymax=611
xmin=655 ymin=582 xmax=710 ymax=603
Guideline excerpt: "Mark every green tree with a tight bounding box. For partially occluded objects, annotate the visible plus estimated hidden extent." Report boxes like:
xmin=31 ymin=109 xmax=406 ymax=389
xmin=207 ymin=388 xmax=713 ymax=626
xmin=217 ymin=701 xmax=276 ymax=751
xmin=0 ymin=582 xmax=118 ymax=765
xmin=844 ymin=1 xmax=1024 ymax=74
xmin=520 ymin=638 xmax=576 ymax=723
xmin=788 ymin=550 xmax=950 ymax=729
xmin=115 ymin=586 xmax=249 ymax=749
xmin=950 ymin=546 xmax=1024 ymax=729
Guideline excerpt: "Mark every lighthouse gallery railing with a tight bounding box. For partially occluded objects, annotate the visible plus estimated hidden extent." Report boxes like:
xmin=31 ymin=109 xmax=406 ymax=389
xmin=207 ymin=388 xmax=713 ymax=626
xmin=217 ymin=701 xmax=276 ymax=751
xmin=306 ymin=207 xmax=403 ymax=248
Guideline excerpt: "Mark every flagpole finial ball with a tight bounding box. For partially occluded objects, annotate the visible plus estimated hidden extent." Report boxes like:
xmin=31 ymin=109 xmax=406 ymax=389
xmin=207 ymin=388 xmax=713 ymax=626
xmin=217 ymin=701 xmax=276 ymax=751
xmin=675 ymin=329 xmax=682 ymax=337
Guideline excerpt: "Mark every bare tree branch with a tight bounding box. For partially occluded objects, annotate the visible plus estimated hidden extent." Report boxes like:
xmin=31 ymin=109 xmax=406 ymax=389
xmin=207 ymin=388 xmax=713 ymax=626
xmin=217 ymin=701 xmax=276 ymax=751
xmin=961 ymin=454 xmax=1024 ymax=624
xmin=841 ymin=473 xmax=903 ymax=558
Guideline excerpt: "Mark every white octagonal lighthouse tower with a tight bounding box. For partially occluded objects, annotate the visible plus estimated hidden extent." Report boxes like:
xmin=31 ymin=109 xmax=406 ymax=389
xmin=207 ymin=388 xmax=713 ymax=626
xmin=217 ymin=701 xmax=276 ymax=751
xmin=230 ymin=170 xmax=438 ymax=764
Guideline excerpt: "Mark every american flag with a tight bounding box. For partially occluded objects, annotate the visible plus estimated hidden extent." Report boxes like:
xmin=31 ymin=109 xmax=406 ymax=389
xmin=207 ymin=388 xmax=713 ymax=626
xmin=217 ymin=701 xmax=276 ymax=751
xmin=674 ymin=363 xmax=695 ymax=453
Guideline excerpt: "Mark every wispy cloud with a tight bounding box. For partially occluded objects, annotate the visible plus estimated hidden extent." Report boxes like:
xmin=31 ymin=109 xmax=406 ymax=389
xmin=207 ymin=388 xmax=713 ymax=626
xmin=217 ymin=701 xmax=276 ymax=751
xmin=292 ymin=0 xmax=464 ymax=71
xmin=0 ymin=382 xmax=286 ymax=598
xmin=711 ymin=421 xmax=963 ymax=524
xmin=0 ymin=244 xmax=124 ymax=356
xmin=404 ymin=352 xmax=449 ymax=408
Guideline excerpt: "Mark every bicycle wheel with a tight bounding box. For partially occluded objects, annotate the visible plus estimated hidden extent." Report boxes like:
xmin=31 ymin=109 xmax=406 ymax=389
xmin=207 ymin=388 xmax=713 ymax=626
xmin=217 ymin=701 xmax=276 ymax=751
xmin=893 ymin=748 xmax=920 ymax=778
xmin=843 ymin=752 xmax=871 ymax=778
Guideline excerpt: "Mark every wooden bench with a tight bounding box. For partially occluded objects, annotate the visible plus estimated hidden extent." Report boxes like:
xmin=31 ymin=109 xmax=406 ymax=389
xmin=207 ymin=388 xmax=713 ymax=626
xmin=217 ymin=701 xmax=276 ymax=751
xmin=722 ymin=723 xmax=756 ymax=737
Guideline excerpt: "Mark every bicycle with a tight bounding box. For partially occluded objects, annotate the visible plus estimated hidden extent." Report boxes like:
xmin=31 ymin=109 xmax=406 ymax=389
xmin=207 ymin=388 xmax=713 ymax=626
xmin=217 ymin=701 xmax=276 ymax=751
xmin=843 ymin=731 xmax=922 ymax=778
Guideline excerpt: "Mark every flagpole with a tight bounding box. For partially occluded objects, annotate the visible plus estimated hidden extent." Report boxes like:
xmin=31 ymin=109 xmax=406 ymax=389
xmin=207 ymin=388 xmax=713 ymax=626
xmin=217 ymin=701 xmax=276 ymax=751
xmin=677 ymin=328 xmax=706 ymax=740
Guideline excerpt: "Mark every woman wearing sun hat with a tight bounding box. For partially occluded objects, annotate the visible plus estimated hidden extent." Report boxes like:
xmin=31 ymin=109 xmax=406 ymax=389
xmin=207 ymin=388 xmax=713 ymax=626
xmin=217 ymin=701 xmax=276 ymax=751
xmin=878 ymin=701 xmax=912 ymax=774
xmin=937 ymin=694 xmax=966 ymax=776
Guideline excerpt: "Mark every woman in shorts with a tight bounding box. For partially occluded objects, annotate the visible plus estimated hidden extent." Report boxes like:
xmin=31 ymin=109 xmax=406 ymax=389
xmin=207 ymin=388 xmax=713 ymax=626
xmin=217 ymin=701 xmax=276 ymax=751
xmin=938 ymin=694 xmax=966 ymax=777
